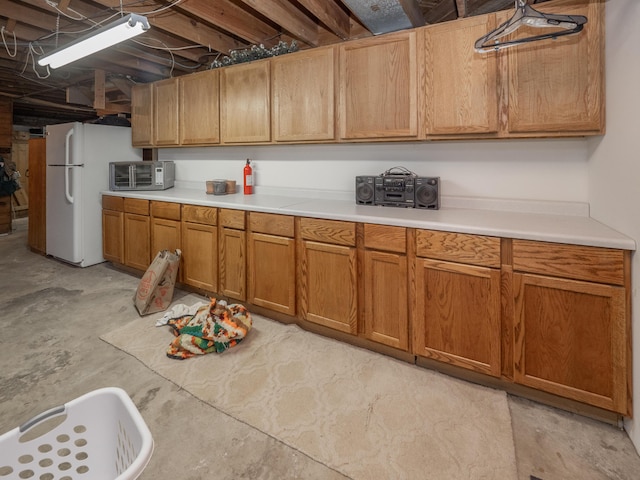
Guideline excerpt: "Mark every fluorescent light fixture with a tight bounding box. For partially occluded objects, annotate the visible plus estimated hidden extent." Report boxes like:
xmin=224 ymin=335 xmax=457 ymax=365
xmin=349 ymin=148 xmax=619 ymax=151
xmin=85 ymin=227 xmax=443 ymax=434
xmin=38 ymin=14 xmax=150 ymax=69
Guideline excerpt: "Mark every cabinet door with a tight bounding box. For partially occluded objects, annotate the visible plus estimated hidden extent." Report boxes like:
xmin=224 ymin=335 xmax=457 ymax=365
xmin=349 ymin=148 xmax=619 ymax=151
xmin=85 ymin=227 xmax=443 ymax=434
xmin=102 ymin=210 xmax=124 ymax=263
xmin=219 ymin=227 xmax=246 ymax=300
xmin=131 ymin=83 xmax=153 ymax=147
xmin=151 ymin=218 xmax=181 ymax=255
xmin=272 ymin=47 xmax=336 ymax=142
xmin=363 ymin=250 xmax=408 ymax=350
xmin=506 ymin=0 xmax=603 ymax=134
xmin=423 ymin=16 xmax=498 ymax=136
xmin=220 ymin=60 xmax=271 ymax=143
xmin=248 ymin=232 xmax=296 ymax=315
xmin=414 ymin=258 xmax=501 ymax=377
xmin=153 ymin=78 xmax=180 ymax=146
xmin=513 ymin=273 xmax=628 ymax=414
xmin=300 ymin=240 xmax=358 ymax=334
xmin=124 ymin=213 xmax=150 ymax=270
xmin=180 ymin=69 xmax=220 ymax=145
xmin=339 ymin=31 xmax=417 ymax=140
xmin=182 ymin=221 xmax=217 ymax=292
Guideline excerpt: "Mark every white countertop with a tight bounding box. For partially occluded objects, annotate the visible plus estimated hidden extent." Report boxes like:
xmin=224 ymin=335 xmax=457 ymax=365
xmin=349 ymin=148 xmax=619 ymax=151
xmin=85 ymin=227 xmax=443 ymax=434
xmin=102 ymin=187 xmax=636 ymax=251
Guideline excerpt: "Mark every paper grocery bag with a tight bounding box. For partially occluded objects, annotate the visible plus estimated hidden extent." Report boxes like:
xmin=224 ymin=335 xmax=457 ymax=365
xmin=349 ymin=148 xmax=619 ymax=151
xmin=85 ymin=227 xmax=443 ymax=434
xmin=134 ymin=249 xmax=181 ymax=316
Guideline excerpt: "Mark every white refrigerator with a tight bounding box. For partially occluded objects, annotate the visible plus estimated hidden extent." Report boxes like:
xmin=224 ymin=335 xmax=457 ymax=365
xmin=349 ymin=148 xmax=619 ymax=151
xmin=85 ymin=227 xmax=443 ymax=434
xmin=46 ymin=122 xmax=142 ymax=267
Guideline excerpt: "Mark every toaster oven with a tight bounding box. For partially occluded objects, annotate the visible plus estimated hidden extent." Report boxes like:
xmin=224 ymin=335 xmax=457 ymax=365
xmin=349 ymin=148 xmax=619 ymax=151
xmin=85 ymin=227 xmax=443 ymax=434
xmin=109 ymin=161 xmax=175 ymax=191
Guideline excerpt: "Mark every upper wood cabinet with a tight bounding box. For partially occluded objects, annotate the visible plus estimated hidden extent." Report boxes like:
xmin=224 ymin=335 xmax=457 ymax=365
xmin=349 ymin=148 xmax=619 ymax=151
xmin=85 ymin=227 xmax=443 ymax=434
xmin=153 ymin=77 xmax=180 ymax=146
xmin=131 ymin=83 xmax=153 ymax=147
xmin=179 ymin=69 xmax=220 ymax=145
xmin=339 ymin=31 xmax=418 ymax=140
xmin=220 ymin=60 xmax=271 ymax=143
xmin=506 ymin=0 xmax=604 ymax=135
xmin=422 ymin=15 xmax=499 ymax=136
xmin=272 ymin=47 xmax=336 ymax=142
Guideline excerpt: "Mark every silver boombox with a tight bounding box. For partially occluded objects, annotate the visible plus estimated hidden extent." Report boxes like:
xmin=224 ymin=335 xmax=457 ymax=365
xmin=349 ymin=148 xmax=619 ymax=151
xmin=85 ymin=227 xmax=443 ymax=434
xmin=355 ymin=167 xmax=440 ymax=210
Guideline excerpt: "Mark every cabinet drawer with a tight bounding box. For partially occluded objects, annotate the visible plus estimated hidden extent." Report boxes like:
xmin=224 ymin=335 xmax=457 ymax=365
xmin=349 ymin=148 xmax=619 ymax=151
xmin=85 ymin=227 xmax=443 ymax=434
xmin=299 ymin=217 xmax=356 ymax=246
xmin=220 ymin=208 xmax=245 ymax=229
xmin=123 ymin=198 xmax=149 ymax=215
xmin=182 ymin=204 xmax=217 ymax=225
xmin=249 ymin=212 xmax=294 ymax=237
xmin=512 ymin=239 xmax=626 ymax=286
xmin=102 ymin=195 xmax=123 ymax=212
xmin=416 ymin=230 xmax=501 ymax=268
xmin=364 ymin=224 xmax=406 ymax=253
xmin=151 ymin=201 xmax=181 ymax=220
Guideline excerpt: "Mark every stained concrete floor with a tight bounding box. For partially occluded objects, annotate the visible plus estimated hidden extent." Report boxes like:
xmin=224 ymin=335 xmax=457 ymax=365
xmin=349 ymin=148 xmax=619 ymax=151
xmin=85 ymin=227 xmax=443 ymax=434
xmin=1 ymin=217 xmax=640 ymax=480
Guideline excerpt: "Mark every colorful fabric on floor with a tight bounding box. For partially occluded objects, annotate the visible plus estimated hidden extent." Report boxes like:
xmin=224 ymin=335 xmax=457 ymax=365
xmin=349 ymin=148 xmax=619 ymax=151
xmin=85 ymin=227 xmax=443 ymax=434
xmin=162 ymin=298 xmax=252 ymax=359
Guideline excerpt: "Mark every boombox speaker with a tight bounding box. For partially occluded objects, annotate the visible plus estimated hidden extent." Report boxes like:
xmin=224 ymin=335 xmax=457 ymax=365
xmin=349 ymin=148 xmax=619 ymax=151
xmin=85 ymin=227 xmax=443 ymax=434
xmin=415 ymin=177 xmax=440 ymax=209
xmin=355 ymin=176 xmax=375 ymax=205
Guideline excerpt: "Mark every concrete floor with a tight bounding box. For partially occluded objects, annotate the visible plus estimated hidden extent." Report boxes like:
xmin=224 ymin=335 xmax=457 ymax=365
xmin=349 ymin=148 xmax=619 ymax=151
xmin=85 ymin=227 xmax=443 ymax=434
xmin=1 ymin=217 xmax=640 ymax=480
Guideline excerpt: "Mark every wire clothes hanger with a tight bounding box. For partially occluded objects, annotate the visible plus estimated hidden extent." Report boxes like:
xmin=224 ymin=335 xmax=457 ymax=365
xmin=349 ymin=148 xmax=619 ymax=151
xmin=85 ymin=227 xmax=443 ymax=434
xmin=474 ymin=0 xmax=587 ymax=53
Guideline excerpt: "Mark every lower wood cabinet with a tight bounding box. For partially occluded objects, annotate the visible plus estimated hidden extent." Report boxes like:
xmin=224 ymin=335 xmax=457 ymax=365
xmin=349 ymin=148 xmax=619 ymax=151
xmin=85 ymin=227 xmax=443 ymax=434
xmin=248 ymin=212 xmax=296 ymax=315
xmin=181 ymin=205 xmax=218 ymax=292
xmin=512 ymin=239 xmax=630 ymax=415
xmin=298 ymin=218 xmax=358 ymax=334
xmin=123 ymin=198 xmax=150 ymax=271
xmin=99 ymin=198 xmax=632 ymax=416
xmin=413 ymin=230 xmax=502 ymax=377
xmin=362 ymin=224 xmax=408 ymax=350
xmin=102 ymin=196 xmax=124 ymax=264
xmin=219 ymin=209 xmax=246 ymax=300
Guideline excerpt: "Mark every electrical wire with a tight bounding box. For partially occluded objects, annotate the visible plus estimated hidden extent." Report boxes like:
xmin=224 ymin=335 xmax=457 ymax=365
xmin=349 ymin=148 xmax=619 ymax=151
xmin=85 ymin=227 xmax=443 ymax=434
xmin=1 ymin=26 xmax=17 ymax=57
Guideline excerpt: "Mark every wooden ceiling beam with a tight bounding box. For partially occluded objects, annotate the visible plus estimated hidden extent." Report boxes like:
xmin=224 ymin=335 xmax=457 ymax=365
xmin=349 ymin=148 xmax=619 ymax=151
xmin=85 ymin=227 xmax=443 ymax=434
xmin=296 ymin=0 xmax=350 ymax=40
xmin=236 ymin=0 xmax=320 ymax=47
xmin=88 ymin=0 xmax=245 ymax=54
xmin=455 ymin=0 xmax=469 ymax=17
xmin=175 ymin=0 xmax=280 ymax=47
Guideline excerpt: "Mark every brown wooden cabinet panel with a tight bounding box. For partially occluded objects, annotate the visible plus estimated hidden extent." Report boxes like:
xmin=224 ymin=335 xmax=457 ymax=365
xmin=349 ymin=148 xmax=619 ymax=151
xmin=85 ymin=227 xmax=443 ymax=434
xmin=422 ymin=15 xmax=499 ymax=136
xmin=102 ymin=209 xmax=124 ymax=264
xmin=300 ymin=240 xmax=357 ymax=334
xmin=152 ymin=218 xmax=181 ymax=254
xmin=363 ymin=249 xmax=408 ymax=350
xmin=220 ymin=60 xmax=271 ymax=143
xmin=153 ymin=77 xmax=180 ymax=146
xmin=248 ymin=232 xmax=296 ymax=315
xmin=414 ymin=259 xmax=501 ymax=377
xmin=151 ymin=200 xmax=181 ymax=221
xmin=123 ymin=198 xmax=149 ymax=215
xmin=124 ymin=213 xmax=150 ymax=270
xmin=513 ymin=272 xmax=628 ymax=414
xmin=506 ymin=0 xmax=604 ymax=134
xmin=182 ymin=204 xmax=217 ymax=225
xmin=363 ymin=224 xmax=406 ymax=253
xmin=299 ymin=217 xmax=355 ymax=246
xmin=512 ymin=239 xmax=625 ymax=286
xmin=27 ymin=137 xmax=46 ymax=253
xmin=249 ymin=211 xmax=294 ymax=237
xmin=131 ymin=83 xmax=153 ymax=147
xmin=180 ymin=69 xmax=220 ymax=145
xmin=182 ymin=221 xmax=217 ymax=292
xmin=219 ymin=226 xmax=246 ymax=300
xmin=339 ymin=31 xmax=418 ymax=140
xmin=272 ymin=47 xmax=336 ymax=142
xmin=416 ymin=230 xmax=501 ymax=267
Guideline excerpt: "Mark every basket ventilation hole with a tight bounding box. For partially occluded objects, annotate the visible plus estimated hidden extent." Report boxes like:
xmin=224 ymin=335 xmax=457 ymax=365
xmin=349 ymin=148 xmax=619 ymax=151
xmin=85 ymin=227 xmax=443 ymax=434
xmin=75 ymin=452 xmax=88 ymax=461
xmin=38 ymin=459 xmax=53 ymax=468
xmin=18 ymin=470 xmax=34 ymax=479
xmin=0 ymin=466 xmax=14 ymax=476
xmin=58 ymin=462 xmax=72 ymax=471
xmin=74 ymin=438 xmax=87 ymax=447
xmin=18 ymin=455 xmax=33 ymax=464
xmin=76 ymin=465 xmax=89 ymax=474
xmin=55 ymin=434 xmax=70 ymax=443
xmin=73 ymin=425 xmax=87 ymax=434
xmin=60 ymin=476 xmax=73 ymax=480
xmin=57 ymin=448 xmax=71 ymax=457
xmin=37 ymin=444 xmax=52 ymax=453
xmin=39 ymin=473 xmax=54 ymax=480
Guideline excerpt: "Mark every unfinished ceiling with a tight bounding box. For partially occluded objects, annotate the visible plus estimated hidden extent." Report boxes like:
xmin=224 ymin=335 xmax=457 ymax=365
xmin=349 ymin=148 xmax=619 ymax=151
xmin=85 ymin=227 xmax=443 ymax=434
xmin=0 ymin=0 xmax=551 ymax=128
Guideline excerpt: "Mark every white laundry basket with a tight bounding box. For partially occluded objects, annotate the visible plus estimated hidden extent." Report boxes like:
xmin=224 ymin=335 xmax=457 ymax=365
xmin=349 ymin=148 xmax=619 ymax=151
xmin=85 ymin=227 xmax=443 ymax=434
xmin=0 ymin=387 xmax=154 ymax=480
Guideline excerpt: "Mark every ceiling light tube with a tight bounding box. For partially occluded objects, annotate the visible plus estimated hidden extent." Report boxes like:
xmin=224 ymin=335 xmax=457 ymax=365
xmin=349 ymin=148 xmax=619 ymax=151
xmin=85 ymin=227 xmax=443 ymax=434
xmin=38 ymin=14 xmax=150 ymax=69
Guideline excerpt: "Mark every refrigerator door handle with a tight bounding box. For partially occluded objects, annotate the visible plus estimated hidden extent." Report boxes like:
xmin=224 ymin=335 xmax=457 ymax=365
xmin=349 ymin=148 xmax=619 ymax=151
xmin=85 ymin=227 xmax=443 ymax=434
xmin=64 ymin=128 xmax=74 ymax=204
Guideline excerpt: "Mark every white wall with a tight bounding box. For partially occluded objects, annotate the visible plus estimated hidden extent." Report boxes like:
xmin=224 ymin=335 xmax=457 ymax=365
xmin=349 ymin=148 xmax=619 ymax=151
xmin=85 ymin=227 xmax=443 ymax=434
xmin=587 ymin=0 xmax=640 ymax=452
xmin=159 ymin=138 xmax=588 ymax=203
